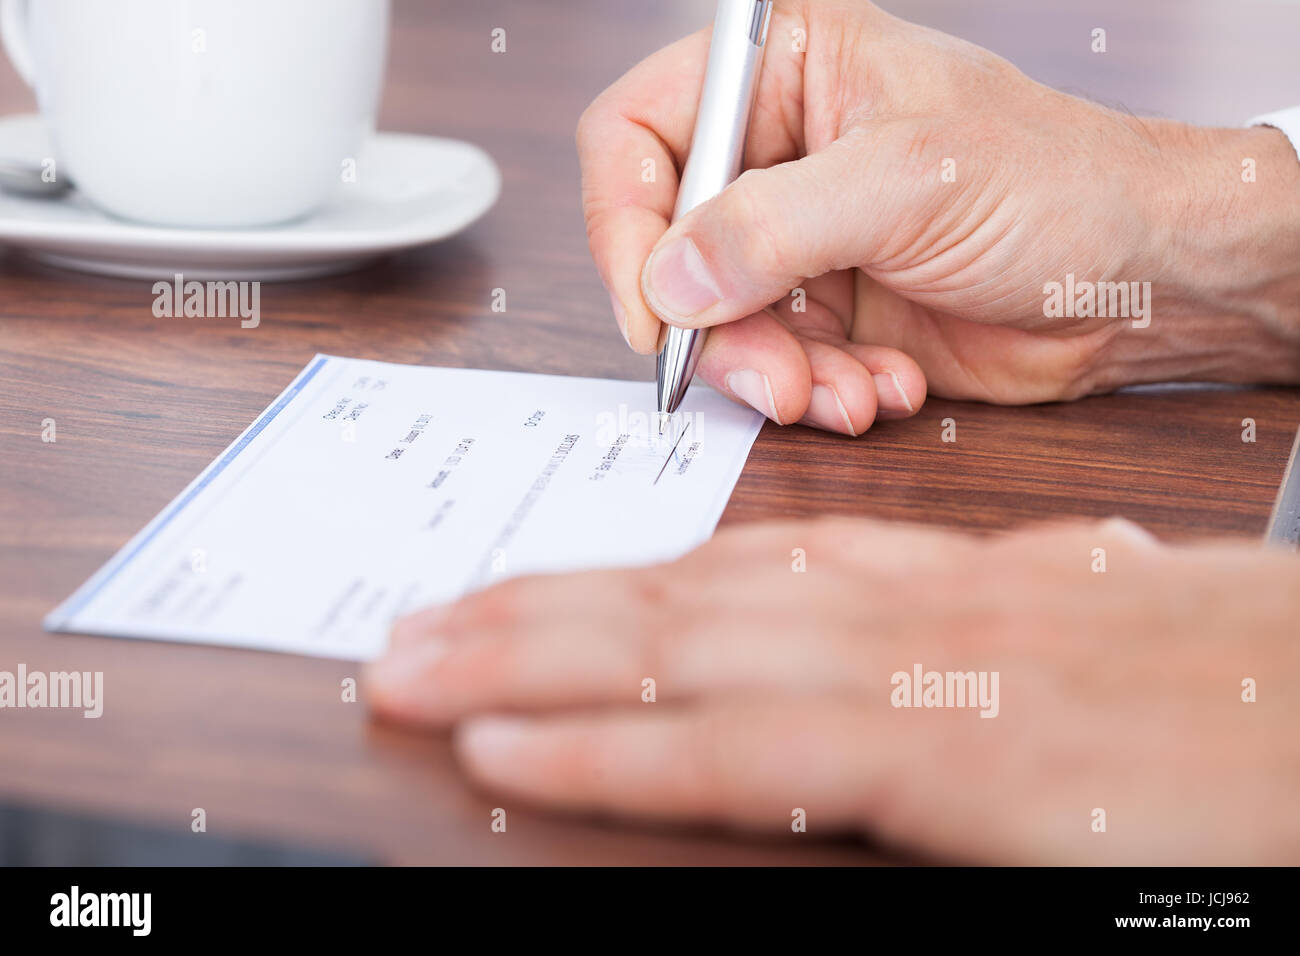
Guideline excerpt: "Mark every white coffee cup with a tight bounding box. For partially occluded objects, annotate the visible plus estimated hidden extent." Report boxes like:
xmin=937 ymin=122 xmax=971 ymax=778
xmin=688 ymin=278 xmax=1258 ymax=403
xmin=0 ymin=0 xmax=389 ymax=227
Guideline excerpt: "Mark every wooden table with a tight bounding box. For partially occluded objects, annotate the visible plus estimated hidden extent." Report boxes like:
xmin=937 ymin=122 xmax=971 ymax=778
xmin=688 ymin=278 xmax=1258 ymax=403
xmin=1 ymin=0 xmax=1297 ymax=865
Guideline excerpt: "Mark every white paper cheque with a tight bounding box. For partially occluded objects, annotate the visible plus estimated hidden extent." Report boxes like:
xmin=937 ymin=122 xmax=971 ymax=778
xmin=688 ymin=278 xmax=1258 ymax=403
xmin=46 ymin=355 xmax=763 ymax=660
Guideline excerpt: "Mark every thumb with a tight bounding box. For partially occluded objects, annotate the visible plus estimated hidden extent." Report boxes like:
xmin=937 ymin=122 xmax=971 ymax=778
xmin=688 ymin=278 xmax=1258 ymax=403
xmin=639 ymin=134 xmax=874 ymax=329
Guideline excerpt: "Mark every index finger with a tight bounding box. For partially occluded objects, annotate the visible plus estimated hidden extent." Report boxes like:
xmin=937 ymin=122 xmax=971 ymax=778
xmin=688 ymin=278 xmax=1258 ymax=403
xmin=578 ymin=29 xmax=708 ymax=354
xmin=577 ymin=14 xmax=804 ymax=354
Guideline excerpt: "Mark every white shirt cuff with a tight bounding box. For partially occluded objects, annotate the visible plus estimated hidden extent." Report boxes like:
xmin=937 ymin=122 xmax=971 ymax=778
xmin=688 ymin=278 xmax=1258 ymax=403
xmin=1248 ymin=106 xmax=1300 ymax=162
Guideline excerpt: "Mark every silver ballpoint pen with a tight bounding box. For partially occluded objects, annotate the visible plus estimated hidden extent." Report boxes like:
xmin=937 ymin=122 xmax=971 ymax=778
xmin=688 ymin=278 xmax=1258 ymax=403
xmin=1266 ymin=424 xmax=1300 ymax=550
xmin=656 ymin=0 xmax=773 ymax=434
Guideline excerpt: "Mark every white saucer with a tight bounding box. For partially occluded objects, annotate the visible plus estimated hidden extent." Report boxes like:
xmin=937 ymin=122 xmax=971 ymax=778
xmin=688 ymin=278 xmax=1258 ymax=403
xmin=0 ymin=114 xmax=500 ymax=280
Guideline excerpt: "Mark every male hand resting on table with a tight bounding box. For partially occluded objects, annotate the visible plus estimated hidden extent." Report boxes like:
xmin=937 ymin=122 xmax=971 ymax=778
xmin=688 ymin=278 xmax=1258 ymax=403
xmin=367 ymin=0 xmax=1300 ymax=863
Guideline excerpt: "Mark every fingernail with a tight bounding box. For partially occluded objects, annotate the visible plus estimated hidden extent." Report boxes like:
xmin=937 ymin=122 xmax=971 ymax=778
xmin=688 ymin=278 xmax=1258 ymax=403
xmin=872 ymin=370 xmax=914 ymax=417
xmin=608 ymin=291 xmax=630 ymax=346
xmin=1100 ymin=516 xmax=1159 ymax=547
xmin=458 ymin=716 xmax=532 ymax=765
xmin=725 ymin=369 xmax=781 ymax=424
xmin=642 ymin=236 xmax=722 ymax=322
xmin=364 ymin=638 xmax=449 ymax=697
xmin=805 ymin=384 xmax=856 ymax=435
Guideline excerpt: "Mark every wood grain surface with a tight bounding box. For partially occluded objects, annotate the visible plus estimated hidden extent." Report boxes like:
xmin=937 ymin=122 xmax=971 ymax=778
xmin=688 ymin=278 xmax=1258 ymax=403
xmin=1 ymin=0 xmax=1297 ymax=865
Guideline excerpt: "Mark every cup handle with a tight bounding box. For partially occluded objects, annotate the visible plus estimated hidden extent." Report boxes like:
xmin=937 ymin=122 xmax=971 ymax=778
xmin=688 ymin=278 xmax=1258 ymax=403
xmin=1 ymin=0 xmax=35 ymax=87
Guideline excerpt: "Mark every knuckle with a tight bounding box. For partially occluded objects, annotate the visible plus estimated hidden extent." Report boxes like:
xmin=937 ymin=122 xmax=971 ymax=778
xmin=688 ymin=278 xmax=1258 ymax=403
xmin=452 ymin=576 xmax=535 ymax=633
xmin=680 ymin=707 xmax=746 ymax=811
xmin=631 ymin=573 xmax=680 ymax=684
xmin=629 ymin=565 xmax=671 ymax=609
xmin=807 ymin=514 xmax=853 ymax=553
xmin=575 ymin=99 xmax=606 ymax=153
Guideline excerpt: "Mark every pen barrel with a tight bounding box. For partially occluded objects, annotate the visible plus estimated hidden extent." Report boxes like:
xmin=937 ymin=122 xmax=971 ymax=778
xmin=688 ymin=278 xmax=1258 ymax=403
xmin=672 ymin=0 xmax=772 ymax=221
xmin=658 ymin=0 xmax=772 ymax=416
xmin=1266 ymin=425 xmax=1300 ymax=549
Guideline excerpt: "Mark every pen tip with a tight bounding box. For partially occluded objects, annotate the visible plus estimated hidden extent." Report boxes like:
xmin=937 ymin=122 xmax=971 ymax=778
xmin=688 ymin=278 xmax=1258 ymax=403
xmin=656 ymin=409 xmax=679 ymax=440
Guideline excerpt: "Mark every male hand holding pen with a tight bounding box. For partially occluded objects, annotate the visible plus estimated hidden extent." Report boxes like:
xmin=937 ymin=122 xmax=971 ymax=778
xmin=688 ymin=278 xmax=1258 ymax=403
xmin=369 ymin=0 xmax=1300 ymax=864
